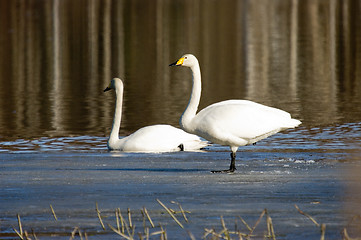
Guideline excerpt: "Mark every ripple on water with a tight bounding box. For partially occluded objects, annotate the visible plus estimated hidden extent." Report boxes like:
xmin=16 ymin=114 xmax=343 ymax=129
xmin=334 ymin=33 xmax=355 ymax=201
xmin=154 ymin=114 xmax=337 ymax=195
xmin=0 ymin=122 xmax=359 ymax=154
xmin=0 ymin=136 xmax=108 ymax=153
xmin=259 ymin=122 xmax=361 ymax=151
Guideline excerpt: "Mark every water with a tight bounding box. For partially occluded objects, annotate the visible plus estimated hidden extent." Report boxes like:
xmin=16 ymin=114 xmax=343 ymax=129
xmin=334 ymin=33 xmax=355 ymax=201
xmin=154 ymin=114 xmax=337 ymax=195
xmin=0 ymin=0 xmax=361 ymax=239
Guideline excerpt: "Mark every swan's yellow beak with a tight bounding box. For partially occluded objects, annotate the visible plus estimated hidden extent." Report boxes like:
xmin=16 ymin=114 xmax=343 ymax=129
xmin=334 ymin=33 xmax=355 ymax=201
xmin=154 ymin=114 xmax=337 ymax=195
xmin=169 ymin=57 xmax=184 ymax=66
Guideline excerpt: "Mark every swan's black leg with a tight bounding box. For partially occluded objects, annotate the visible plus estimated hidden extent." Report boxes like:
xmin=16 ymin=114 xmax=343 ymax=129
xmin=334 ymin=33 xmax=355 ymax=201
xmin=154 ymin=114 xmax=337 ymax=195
xmin=229 ymin=152 xmax=236 ymax=172
xmin=178 ymin=144 xmax=184 ymax=151
xmin=211 ymin=152 xmax=237 ymax=173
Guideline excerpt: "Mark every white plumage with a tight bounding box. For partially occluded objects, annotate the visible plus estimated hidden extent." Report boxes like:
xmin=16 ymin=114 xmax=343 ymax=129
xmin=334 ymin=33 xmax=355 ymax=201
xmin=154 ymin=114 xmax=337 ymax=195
xmin=104 ymin=78 xmax=208 ymax=152
xmin=170 ymin=54 xmax=301 ymax=172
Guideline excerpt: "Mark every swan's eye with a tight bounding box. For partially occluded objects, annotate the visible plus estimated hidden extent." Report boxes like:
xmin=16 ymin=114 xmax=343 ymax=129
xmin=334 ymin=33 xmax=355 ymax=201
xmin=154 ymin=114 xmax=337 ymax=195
xmin=185 ymin=57 xmax=187 ymax=59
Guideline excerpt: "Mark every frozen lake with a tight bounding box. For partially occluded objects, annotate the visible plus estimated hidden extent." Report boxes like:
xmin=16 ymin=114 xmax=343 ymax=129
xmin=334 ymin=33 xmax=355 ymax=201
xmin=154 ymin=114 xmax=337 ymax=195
xmin=1 ymin=123 xmax=361 ymax=239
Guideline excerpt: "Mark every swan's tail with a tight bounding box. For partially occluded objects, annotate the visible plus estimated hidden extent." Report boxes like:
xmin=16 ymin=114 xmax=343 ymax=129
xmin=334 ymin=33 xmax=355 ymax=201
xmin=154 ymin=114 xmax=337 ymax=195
xmin=285 ymin=118 xmax=302 ymax=128
xmin=183 ymin=138 xmax=210 ymax=151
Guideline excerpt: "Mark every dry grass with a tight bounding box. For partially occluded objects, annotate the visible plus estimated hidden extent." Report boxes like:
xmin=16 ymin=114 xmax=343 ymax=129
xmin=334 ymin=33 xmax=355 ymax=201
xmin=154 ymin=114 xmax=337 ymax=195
xmin=2 ymin=201 xmax=361 ymax=239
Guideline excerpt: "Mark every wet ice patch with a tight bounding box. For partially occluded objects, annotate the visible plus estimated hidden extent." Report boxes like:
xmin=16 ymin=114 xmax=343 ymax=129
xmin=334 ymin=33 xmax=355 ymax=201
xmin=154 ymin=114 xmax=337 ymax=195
xmin=278 ymin=158 xmax=316 ymax=164
xmin=294 ymin=159 xmax=316 ymax=164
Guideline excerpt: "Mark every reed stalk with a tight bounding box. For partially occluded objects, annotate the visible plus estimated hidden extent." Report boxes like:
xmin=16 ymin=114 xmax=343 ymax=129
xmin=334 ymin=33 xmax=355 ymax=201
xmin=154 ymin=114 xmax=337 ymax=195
xmin=171 ymin=201 xmax=189 ymax=222
xmin=13 ymin=214 xmax=23 ymax=240
xmin=294 ymin=205 xmax=319 ymax=227
xmin=50 ymin=204 xmax=58 ymax=221
xmin=143 ymin=207 xmax=155 ymax=228
xmin=95 ymin=202 xmax=106 ymax=230
xmin=156 ymin=199 xmax=184 ymax=229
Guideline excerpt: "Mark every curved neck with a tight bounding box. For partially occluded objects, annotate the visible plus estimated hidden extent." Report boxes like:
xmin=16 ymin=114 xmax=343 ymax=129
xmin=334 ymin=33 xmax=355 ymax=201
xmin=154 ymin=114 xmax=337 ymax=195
xmin=180 ymin=63 xmax=202 ymax=131
xmin=109 ymin=84 xmax=123 ymax=144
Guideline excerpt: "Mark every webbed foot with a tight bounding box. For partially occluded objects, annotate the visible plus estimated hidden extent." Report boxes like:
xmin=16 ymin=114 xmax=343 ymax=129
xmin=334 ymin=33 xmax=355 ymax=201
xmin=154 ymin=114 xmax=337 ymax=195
xmin=211 ymin=168 xmax=236 ymax=174
xmin=211 ymin=152 xmax=237 ymax=173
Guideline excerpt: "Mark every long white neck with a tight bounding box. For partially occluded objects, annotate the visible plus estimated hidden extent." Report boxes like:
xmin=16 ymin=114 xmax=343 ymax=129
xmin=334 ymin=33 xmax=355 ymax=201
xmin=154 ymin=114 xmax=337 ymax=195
xmin=108 ymin=83 xmax=124 ymax=148
xmin=180 ymin=62 xmax=202 ymax=133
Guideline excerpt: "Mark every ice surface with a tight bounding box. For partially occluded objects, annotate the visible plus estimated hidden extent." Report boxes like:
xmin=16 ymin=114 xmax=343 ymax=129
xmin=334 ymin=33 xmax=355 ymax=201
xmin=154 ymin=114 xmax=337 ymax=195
xmin=0 ymin=124 xmax=361 ymax=239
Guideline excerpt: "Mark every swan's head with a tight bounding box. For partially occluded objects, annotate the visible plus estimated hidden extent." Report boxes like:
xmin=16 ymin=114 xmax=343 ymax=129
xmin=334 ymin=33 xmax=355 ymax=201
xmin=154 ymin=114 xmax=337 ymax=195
xmin=104 ymin=78 xmax=124 ymax=92
xmin=169 ymin=54 xmax=198 ymax=68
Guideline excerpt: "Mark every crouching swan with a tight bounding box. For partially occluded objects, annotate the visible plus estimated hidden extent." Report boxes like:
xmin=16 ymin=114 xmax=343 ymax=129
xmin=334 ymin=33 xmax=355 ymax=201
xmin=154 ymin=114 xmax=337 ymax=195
xmin=104 ymin=78 xmax=208 ymax=152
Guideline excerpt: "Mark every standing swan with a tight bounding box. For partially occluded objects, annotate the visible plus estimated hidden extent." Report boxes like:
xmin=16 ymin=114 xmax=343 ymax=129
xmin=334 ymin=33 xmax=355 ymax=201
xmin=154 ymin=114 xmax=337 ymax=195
xmin=170 ymin=54 xmax=301 ymax=172
xmin=104 ymin=78 xmax=208 ymax=152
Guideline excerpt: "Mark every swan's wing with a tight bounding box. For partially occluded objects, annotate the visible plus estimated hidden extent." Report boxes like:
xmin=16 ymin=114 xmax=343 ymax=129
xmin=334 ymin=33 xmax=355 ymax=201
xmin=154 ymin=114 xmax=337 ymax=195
xmin=193 ymin=100 xmax=301 ymax=145
xmin=120 ymin=125 xmax=207 ymax=152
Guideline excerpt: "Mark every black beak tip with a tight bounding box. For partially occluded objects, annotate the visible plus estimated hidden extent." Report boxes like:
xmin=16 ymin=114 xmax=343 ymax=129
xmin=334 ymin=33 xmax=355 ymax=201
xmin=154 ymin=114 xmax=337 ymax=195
xmin=169 ymin=61 xmax=177 ymax=67
xmin=103 ymin=87 xmax=111 ymax=92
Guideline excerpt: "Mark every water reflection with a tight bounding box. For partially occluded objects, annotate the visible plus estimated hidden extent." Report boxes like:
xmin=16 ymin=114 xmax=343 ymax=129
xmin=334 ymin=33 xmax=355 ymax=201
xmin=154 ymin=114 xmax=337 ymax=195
xmin=0 ymin=135 xmax=107 ymax=153
xmin=0 ymin=0 xmax=360 ymax=141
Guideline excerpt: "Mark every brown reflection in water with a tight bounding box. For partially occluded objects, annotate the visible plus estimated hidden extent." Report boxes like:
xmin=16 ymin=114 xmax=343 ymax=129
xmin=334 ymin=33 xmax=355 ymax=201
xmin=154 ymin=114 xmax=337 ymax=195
xmin=0 ymin=0 xmax=360 ymax=139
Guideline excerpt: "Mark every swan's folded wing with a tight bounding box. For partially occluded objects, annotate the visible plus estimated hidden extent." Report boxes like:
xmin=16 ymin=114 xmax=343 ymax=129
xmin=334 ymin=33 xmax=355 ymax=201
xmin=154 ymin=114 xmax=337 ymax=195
xmin=120 ymin=125 xmax=208 ymax=152
xmin=193 ymin=100 xmax=301 ymax=145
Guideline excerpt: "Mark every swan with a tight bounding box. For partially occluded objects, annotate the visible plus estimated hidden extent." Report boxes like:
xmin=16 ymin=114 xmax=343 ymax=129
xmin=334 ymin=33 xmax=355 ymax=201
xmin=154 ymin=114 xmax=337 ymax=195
xmin=169 ymin=54 xmax=302 ymax=173
xmin=104 ymin=78 xmax=208 ymax=152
